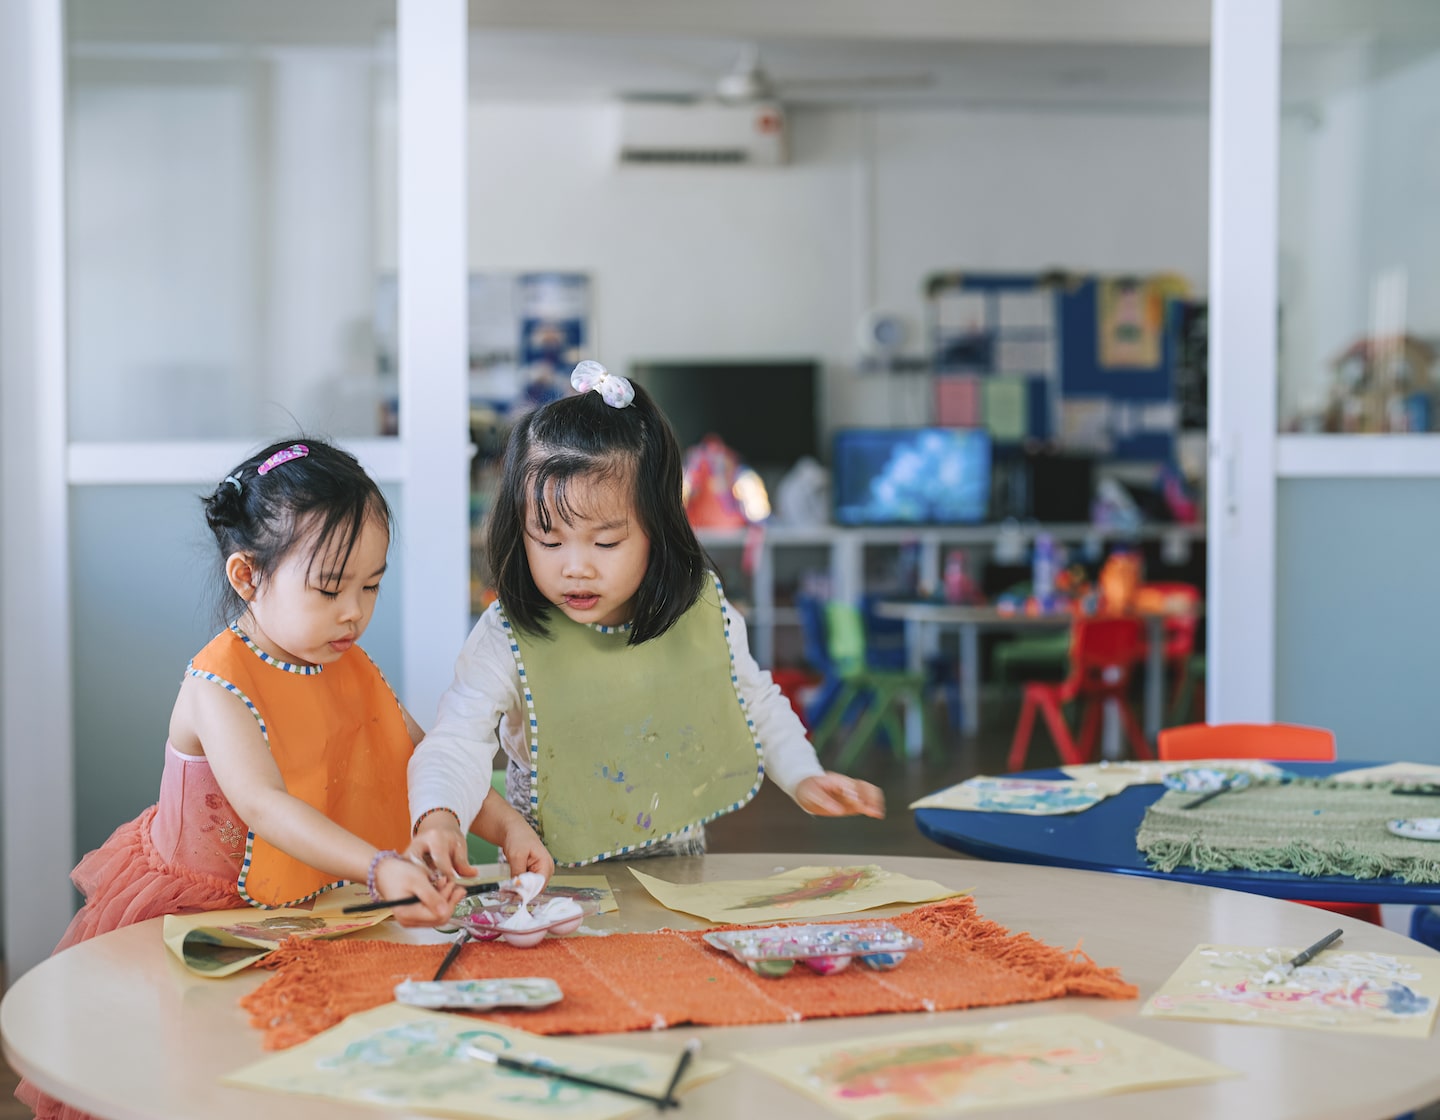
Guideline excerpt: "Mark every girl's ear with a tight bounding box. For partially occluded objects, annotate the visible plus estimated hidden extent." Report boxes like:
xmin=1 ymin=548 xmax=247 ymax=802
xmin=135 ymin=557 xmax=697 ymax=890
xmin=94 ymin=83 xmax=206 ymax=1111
xmin=225 ymin=552 xmax=259 ymax=600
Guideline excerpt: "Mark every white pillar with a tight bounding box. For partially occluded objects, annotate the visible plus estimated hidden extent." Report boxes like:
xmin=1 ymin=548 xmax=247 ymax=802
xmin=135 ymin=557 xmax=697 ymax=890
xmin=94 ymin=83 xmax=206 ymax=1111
xmin=0 ymin=0 xmax=75 ymax=976
xmin=397 ymin=0 xmax=470 ymax=724
xmin=1207 ymin=0 xmax=1280 ymax=722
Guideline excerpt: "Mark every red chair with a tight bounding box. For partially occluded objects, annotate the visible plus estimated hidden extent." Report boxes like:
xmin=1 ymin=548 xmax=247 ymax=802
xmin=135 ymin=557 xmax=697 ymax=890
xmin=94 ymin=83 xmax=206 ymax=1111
xmin=1158 ymin=722 xmax=1381 ymax=926
xmin=1007 ymin=618 xmax=1153 ymax=769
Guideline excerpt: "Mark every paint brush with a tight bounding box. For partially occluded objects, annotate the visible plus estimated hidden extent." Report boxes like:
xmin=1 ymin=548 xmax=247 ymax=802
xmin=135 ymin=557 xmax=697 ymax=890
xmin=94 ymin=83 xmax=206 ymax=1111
xmin=466 ymin=1045 xmax=674 ymax=1107
xmin=342 ymin=879 xmax=502 ymax=914
xmin=432 ymin=929 xmax=471 ymax=981
xmin=661 ymin=1039 xmax=701 ymax=1108
xmin=1261 ymin=927 xmax=1343 ymax=984
xmin=1182 ymin=780 xmax=1236 ymax=810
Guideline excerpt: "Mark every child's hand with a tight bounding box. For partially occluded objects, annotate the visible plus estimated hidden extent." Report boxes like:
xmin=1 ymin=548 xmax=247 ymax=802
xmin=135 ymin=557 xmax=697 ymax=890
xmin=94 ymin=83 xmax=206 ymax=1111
xmin=373 ymin=854 xmax=467 ymax=927
xmin=795 ymin=773 xmax=886 ymax=819
xmin=406 ymin=811 xmax=477 ymax=884
xmin=501 ymin=818 xmax=555 ymax=882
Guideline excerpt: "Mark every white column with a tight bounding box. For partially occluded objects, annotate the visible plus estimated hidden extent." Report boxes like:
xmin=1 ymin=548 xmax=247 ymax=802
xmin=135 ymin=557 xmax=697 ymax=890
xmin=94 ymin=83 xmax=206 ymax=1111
xmin=1207 ymin=0 xmax=1280 ymax=722
xmin=0 ymin=0 xmax=75 ymax=976
xmin=396 ymin=0 xmax=470 ymax=725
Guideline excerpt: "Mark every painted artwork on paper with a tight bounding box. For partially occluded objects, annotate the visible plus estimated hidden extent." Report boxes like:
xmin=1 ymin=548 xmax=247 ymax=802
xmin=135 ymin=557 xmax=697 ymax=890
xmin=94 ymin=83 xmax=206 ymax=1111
xmin=1331 ymin=762 xmax=1440 ymax=786
xmin=1060 ymin=758 xmax=1284 ymax=789
xmin=909 ymin=776 xmax=1127 ymax=815
xmin=1142 ymin=944 xmax=1440 ymax=1037
xmin=628 ymin=865 xmax=965 ymax=924
xmin=738 ymin=1013 xmax=1234 ymax=1118
xmin=162 ymin=908 xmax=389 ymax=977
xmin=224 ymin=1003 xmax=726 ymax=1120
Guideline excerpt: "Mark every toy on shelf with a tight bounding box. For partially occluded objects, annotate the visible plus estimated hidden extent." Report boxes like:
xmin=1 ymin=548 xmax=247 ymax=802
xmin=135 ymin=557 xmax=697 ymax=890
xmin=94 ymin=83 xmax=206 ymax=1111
xmin=1098 ymin=550 xmax=1142 ymax=614
xmin=702 ymin=921 xmax=922 ymax=978
xmin=681 ymin=435 xmax=770 ymax=528
xmin=1324 ymin=334 xmax=1437 ymax=433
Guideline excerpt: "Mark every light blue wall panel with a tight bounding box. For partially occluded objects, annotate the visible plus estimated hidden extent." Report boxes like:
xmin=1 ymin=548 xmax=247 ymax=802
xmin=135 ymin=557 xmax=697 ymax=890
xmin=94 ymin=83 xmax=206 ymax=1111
xmin=1276 ymin=478 xmax=1440 ymax=761
xmin=69 ymin=483 xmax=404 ymax=859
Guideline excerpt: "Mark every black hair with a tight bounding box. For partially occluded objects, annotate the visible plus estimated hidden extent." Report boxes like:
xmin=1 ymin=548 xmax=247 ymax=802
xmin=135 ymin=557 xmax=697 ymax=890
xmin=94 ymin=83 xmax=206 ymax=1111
xmin=486 ymin=378 xmax=706 ymax=644
xmin=201 ymin=437 xmax=393 ymax=628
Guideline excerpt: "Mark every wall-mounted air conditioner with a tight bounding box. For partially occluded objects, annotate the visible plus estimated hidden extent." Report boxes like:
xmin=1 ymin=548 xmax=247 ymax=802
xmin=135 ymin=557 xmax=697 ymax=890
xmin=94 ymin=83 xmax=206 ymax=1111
xmin=617 ymin=100 xmax=786 ymax=166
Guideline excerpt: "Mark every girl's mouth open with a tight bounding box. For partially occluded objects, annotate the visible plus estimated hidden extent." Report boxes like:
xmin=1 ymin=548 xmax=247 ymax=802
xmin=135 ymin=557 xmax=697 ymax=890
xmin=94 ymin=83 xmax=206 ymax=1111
xmin=565 ymin=594 xmax=599 ymax=611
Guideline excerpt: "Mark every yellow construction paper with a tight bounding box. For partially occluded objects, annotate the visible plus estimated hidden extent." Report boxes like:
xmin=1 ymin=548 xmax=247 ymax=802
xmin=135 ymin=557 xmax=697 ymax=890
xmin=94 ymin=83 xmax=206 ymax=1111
xmin=627 ymin=864 xmax=965 ymax=924
xmin=162 ymin=907 xmax=389 ymax=977
xmin=1059 ymin=758 xmax=1284 ymax=789
xmin=223 ymin=1002 xmax=727 ymax=1119
xmin=1142 ymin=944 xmax=1440 ymax=1037
xmin=1330 ymin=762 xmax=1440 ymax=785
xmin=738 ymin=1013 xmax=1235 ymax=1118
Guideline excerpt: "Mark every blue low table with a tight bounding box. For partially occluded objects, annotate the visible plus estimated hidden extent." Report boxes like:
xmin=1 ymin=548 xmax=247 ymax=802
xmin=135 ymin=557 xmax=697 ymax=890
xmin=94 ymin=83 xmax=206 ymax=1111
xmin=914 ymin=760 xmax=1440 ymax=905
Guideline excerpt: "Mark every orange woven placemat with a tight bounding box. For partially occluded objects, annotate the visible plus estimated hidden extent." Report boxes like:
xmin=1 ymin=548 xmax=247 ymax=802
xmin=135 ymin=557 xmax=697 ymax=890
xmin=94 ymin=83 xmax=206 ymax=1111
xmin=242 ymin=897 xmax=1136 ymax=1050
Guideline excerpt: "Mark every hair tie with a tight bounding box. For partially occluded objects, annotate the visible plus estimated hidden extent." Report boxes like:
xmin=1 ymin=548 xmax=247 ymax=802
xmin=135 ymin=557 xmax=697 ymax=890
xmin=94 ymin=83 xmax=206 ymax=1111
xmin=257 ymin=443 xmax=309 ymax=476
xmin=571 ymin=360 xmax=634 ymax=409
xmin=222 ymin=474 xmax=242 ymax=494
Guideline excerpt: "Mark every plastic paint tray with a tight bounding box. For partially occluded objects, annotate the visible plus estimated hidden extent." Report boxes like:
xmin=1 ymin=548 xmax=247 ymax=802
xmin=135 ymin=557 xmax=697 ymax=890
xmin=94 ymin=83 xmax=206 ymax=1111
xmin=703 ymin=922 xmax=922 ymax=977
xmin=455 ymin=897 xmax=592 ymax=948
xmin=394 ymin=977 xmax=563 ymax=1010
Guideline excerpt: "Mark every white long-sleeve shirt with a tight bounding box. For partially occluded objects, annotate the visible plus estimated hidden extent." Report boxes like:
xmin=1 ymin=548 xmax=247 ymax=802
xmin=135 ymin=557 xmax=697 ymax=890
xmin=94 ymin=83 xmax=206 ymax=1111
xmin=408 ymin=600 xmax=826 ymax=831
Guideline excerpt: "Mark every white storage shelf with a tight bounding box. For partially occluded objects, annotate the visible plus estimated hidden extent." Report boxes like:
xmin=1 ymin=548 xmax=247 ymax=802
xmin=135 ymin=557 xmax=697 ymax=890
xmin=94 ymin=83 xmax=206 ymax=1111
xmin=698 ymin=522 xmax=1206 ymax=669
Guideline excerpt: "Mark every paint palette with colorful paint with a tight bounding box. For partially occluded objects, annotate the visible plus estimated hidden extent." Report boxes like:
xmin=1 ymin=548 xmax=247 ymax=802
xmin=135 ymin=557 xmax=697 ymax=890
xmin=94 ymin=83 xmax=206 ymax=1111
xmin=703 ymin=922 xmax=922 ymax=977
xmin=1388 ymin=817 xmax=1440 ymax=841
xmin=393 ymin=977 xmax=564 ymax=1010
xmin=457 ymin=897 xmax=591 ymax=947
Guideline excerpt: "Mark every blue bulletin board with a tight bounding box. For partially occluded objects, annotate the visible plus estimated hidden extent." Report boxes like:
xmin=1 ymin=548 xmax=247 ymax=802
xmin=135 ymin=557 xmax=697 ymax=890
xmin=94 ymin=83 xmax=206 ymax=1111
xmin=927 ymin=270 xmax=1181 ymax=463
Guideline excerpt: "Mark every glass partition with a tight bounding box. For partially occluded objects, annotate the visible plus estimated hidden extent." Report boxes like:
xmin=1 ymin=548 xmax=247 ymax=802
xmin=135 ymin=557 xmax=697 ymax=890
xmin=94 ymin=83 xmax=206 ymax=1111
xmin=1279 ymin=1 xmax=1440 ymax=434
xmin=65 ymin=0 xmax=397 ymax=441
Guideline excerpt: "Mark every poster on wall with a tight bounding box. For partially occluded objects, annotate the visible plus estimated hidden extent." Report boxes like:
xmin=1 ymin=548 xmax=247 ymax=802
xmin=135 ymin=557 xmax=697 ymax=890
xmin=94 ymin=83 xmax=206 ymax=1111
xmin=373 ymin=271 xmax=592 ymax=433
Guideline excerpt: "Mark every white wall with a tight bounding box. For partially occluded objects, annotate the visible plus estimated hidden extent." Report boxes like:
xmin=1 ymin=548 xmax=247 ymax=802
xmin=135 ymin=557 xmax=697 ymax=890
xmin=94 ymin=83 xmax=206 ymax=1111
xmin=376 ymin=100 xmax=1209 ymax=438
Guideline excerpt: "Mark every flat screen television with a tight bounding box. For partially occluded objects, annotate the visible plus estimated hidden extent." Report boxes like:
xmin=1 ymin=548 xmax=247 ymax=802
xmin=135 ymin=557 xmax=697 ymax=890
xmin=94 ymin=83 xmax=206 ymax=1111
xmin=832 ymin=427 xmax=991 ymax=525
xmin=628 ymin=360 xmax=820 ymax=486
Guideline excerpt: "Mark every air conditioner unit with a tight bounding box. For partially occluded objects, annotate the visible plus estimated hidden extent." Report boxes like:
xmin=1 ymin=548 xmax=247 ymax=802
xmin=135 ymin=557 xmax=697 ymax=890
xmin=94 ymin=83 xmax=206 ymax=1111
xmin=617 ymin=100 xmax=786 ymax=166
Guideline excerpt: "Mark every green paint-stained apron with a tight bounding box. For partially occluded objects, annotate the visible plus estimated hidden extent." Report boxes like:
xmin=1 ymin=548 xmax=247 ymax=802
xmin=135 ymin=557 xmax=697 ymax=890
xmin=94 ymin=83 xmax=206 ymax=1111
xmin=504 ymin=581 xmax=762 ymax=865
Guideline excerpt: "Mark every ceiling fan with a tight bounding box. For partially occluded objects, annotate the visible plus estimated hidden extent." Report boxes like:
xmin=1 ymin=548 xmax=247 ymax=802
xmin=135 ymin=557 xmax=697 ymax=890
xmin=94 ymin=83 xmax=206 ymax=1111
xmin=626 ymin=45 xmax=934 ymax=106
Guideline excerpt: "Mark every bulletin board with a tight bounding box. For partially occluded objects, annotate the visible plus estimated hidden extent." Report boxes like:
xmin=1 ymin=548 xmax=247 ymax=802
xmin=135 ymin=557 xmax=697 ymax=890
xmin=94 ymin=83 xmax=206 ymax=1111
xmin=926 ymin=270 xmax=1185 ymax=462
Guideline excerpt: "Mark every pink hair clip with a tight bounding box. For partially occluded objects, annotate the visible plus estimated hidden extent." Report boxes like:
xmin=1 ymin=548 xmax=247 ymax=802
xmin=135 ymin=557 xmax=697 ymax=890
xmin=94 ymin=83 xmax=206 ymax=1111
xmin=257 ymin=443 xmax=309 ymax=476
xmin=571 ymin=360 xmax=634 ymax=409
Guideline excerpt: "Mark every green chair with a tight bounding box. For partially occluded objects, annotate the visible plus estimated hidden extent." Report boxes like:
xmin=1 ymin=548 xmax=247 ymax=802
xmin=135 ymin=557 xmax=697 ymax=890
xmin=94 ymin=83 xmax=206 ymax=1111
xmin=465 ymin=769 xmax=511 ymax=867
xmin=993 ymin=631 xmax=1071 ymax=691
xmin=1169 ymin=652 xmax=1206 ymax=726
xmin=809 ymin=600 xmax=940 ymax=770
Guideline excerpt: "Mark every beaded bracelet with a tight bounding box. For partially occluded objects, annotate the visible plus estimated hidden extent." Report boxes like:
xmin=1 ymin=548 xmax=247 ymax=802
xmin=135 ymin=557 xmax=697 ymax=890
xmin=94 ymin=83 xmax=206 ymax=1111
xmin=412 ymin=806 xmax=462 ymax=837
xmin=366 ymin=849 xmax=403 ymax=902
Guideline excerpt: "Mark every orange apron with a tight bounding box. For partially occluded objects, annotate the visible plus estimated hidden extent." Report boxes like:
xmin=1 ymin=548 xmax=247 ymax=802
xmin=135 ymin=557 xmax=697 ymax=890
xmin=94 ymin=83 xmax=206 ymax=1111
xmin=188 ymin=627 xmax=413 ymax=907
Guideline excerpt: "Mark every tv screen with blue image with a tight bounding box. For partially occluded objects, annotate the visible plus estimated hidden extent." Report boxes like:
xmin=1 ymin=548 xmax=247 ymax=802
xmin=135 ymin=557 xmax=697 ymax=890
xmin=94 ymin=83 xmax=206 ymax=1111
xmin=832 ymin=428 xmax=991 ymax=525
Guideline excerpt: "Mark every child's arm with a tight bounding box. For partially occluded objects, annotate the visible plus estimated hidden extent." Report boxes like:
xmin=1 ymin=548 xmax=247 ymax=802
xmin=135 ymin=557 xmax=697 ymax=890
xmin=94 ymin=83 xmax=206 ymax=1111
xmin=173 ymin=676 xmax=464 ymax=926
xmin=726 ymin=602 xmax=886 ymax=820
xmin=408 ymin=788 xmax=554 ymax=882
xmin=407 ymin=608 xmax=533 ymax=874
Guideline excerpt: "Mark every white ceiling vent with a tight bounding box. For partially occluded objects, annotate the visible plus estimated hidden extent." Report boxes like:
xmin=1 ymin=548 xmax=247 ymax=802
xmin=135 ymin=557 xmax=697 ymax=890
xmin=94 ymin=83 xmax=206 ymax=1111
xmin=617 ymin=100 xmax=786 ymax=166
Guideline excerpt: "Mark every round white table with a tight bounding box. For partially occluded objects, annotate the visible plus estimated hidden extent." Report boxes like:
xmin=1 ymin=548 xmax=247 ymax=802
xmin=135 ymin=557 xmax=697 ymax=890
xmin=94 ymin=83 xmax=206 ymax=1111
xmin=5 ymin=852 xmax=1439 ymax=1120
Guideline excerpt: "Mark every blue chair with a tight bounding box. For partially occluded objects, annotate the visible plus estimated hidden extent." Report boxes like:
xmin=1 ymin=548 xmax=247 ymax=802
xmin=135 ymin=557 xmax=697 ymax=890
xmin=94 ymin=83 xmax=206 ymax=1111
xmin=859 ymin=593 xmax=962 ymax=730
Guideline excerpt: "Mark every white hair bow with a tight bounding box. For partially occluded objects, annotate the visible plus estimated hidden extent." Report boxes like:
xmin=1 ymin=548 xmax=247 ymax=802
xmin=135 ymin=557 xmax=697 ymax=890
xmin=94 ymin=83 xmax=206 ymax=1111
xmin=571 ymin=360 xmax=634 ymax=409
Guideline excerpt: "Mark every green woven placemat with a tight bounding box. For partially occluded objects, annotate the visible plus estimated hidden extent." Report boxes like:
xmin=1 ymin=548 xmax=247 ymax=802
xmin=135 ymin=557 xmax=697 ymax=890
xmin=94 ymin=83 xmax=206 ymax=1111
xmin=1136 ymin=779 xmax=1440 ymax=881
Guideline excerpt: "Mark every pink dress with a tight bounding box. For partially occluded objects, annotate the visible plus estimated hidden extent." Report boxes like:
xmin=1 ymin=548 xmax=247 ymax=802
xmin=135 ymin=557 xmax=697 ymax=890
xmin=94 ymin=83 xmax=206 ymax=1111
xmin=16 ymin=745 xmax=248 ymax=1120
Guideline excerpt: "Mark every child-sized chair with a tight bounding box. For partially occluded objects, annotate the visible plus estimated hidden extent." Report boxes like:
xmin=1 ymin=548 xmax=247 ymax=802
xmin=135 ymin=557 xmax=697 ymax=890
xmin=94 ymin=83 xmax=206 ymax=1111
xmin=1007 ymin=617 xmax=1153 ymax=770
xmin=799 ymin=595 xmax=939 ymax=771
xmin=1156 ymin=721 xmax=1381 ymax=926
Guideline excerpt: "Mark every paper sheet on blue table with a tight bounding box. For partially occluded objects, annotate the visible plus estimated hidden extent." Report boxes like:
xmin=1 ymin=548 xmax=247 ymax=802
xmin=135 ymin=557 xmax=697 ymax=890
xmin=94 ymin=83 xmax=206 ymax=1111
xmin=909 ymin=775 xmax=1130 ymax=815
